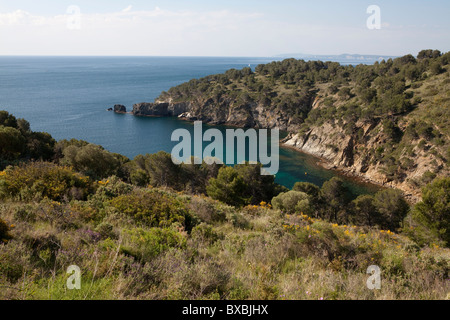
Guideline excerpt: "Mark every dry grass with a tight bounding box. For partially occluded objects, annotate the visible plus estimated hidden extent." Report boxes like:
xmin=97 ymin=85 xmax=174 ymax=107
xmin=0 ymin=187 xmax=449 ymax=300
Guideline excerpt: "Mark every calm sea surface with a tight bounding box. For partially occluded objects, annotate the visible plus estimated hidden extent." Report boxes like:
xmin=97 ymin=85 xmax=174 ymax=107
xmin=0 ymin=56 xmax=380 ymax=197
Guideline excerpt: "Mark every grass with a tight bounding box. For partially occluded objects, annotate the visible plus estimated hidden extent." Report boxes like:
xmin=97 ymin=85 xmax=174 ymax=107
xmin=0 ymin=182 xmax=448 ymax=300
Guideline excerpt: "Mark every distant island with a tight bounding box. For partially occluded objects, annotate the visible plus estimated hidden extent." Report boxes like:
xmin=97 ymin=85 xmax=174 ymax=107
xmin=116 ymin=49 xmax=449 ymax=201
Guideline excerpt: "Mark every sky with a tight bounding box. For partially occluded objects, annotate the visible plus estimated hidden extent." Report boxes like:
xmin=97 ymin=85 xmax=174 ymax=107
xmin=0 ymin=0 xmax=449 ymax=57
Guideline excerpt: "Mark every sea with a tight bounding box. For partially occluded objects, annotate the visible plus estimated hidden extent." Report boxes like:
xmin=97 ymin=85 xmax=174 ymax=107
xmin=0 ymin=56 xmax=380 ymax=197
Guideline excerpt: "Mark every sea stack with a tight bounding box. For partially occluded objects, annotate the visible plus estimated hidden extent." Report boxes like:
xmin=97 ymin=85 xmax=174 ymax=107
xmin=113 ymin=104 xmax=127 ymax=113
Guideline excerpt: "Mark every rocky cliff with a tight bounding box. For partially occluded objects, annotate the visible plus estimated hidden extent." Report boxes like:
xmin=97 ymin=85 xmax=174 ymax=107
xmin=113 ymin=104 xmax=127 ymax=113
xmin=129 ymin=97 xmax=447 ymax=202
xmin=124 ymin=53 xmax=450 ymax=201
xmin=132 ymin=98 xmax=307 ymax=132
xmin=283 ymin=97 xmax=448 ymax=201
xmin=132 ymin=102 xmax=190 ymax=117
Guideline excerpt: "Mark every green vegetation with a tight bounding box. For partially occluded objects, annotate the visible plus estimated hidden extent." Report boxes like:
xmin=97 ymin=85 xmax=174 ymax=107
xmin=57 ymin=141 xmax=125 ymax=180
xmin=0 ymin=112 xmax=449 ymax=300
xmin=0 ymin=218 xmax=12 ymax=243
xmin=110 ymin=190 xmax=193 ymax=229
xmin=0 ymin=162 xmax=92 ymax=202
xmin=272 ymin=191 xmax=311 ymax=215
xmin=206 ymin=166 xmax=247 ymax=207
xmin=404 ymin=178 xmax=450 ymax=246
xmin=158 ymin=50 xmax=450 ymax=191
xmin=206 ymin=163 xmax=283 ymax=207
xmin=0 ymin=111 xmax=55 ymax=166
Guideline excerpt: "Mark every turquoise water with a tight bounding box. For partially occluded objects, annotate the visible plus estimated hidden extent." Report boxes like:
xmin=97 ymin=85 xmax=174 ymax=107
xmin=0 ymin=56 xmax=380 ymax=197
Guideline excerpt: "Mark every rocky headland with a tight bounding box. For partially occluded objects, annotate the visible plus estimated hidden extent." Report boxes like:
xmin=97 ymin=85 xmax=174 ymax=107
xmin=112 ymin=52 xmax=450 ymax=201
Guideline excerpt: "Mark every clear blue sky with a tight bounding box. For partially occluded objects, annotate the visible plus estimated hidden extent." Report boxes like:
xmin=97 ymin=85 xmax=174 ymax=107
xmin=1 ymin=0 xmax=449 ymax=56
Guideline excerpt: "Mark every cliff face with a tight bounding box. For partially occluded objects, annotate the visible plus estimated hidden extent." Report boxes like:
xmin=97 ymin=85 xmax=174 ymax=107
xmin=132 ymin=98 xmax=305 ymax=132
xmin=113 ymin=104 xmax=127 ymax=113
xmin=129 ymin=94 xmax=447 ymax=201
xmin=283 ymin=115 xmax=446 ymax=201
xmin=132 ymin=101 xmax=199 ymax=118
xmin=125 ymin=55 xmax=450 ymax=201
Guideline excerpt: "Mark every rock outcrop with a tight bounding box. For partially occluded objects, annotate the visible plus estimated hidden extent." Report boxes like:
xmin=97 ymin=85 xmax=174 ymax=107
xmin=124 ymin=55 xmax=450 ymax=203
xmin=283 ymin=116 xmax=445 ymax=202
xmin=113 ymin=105 xmax=127 ymax=113
xmin=132 ymin=102 xmax=191 ymax=117
xmin=126 ymin=94 xmax=449 ymax=201
xmin=132 ymin=98 xmax=306 ymax=131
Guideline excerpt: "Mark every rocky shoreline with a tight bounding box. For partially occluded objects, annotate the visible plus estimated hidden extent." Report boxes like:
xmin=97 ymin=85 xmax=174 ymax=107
xmin=277 ymin=136 xmax=416 ymax=200
xmin=109 ymin=101 xmax=427 ymax=202
xmin=282 ymin=131 xmax=423 ymax=203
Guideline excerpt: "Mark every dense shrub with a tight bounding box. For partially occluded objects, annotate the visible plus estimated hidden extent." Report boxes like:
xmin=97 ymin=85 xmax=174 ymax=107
xmin=0 ymin=126 xmax=25 ymax=159
xmin=60 ymin=143 xmax=123 ymax=179
xmin=110 ymin=190 xmax=192 ymax=229
xmin=293 ymin=182 xmax=321 ymax=199
xmin=0 ymin=111 xmax=56 ymax=164
xmin=206 ymin=167 xmax=248 ymax=207
xmin=93 ymin=175 xmax=133 ymax=200
xmin=320 ymin=177 xmax=350 ymax=222
xmin=190 ymin=223 xmax=222 ymax=244
xmin=121 ymin=227 xmax=187 ymax=262
xmin=0 ymin=218 xmax=12 ymax=243
xmin=0 ymin=162 xmax=92 ymax=201
xmin=373 ymin=189 xmax=409 ymax=231
xmin=129 ymin=168 xmax=150 ymax=187
xmin=351 ymin=195 xmax=379 ymax=227
xmin=409 ymin=178 xmax=450 ymax=246
xmin=0 ymin=242 xmax=29 ymax=284
xmin=205 ymin=164 xmax=284 ymax=207
xmin=0 ymin=111 xmax=19 ymax=128
xmin=145 ymin=151 xmax=183 ymax=188
xmin=272 ymin=191 xmax=311 ymax=214
xmin=234 ymin=163 xmax=283 ymax=205
xmin=24 ymin=233 xmax=61 ymax=268
xmin=188 ymin=196 xmax=227 ymax=224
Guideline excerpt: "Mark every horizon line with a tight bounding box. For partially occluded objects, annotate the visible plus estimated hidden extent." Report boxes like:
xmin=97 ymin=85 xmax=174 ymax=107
xmin=0 ymin=52 xmax=405 ymax=58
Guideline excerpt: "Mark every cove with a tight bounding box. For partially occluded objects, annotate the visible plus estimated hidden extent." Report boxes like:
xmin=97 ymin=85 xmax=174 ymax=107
xmin=111 ymin=113 xmax=381 ymax=198
xmin=0 ymin=56 xmax=381 ymax=198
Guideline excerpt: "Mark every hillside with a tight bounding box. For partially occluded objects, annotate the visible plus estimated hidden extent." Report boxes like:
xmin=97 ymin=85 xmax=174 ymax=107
xmin=128 ymin=50 xmax=450 ymax=201
xmin=1 ymin=166 xmax=449 ymax=300
xmin=0 ymin=112 xmax=449 ymax=300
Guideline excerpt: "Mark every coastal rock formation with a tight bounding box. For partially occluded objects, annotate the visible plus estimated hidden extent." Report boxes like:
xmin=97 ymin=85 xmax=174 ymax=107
xmin=129 ymin=96 xmax=447 ymax=201
xmin=114 ymin=105 xmax=127 ymax=113
xmin=132 ymin=102 xmax=190 ymax=117
xmin=133 ymin=98 xmax=306 ymax=131
xmin=283 ymin=116 xmax=444 ymax=202
xmin=129 ymin=94 xmax=449 ymax=202
xmin=124 ymin=53 xmax=450 ymax=201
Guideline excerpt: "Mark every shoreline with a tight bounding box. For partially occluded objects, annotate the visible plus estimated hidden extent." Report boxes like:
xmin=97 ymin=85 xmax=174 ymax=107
xmin=114 ymin=110 xmax=420 ymax=202
xmin=280 ymin=142 xmax=385 ymax=190
xmin=115 ymin=110 xmax=390 ymax=193
xmin=280 ymin=140 xmax=420 ymax=203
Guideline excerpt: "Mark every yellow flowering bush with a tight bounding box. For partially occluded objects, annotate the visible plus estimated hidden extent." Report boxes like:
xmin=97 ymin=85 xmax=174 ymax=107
xmin=121 ymin=227 xmax=187 ymax=262
xmin=110 ymin=190 xmax=193 ymax=229
xmin=97 ymin=179 xmax=110 ymax=186
xmin=0 ymin=162 xmax=92 ymax=201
